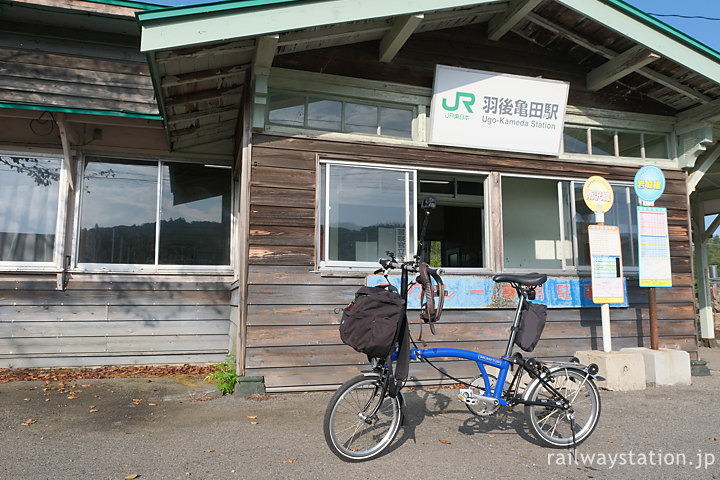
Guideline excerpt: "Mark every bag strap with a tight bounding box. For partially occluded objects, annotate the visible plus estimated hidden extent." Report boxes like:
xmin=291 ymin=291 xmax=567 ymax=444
xmin=417 ymin=263 xmax=445 ymax=334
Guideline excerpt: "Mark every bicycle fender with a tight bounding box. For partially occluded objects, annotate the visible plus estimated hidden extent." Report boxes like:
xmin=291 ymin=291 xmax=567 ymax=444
xmin=521 ymin=366 xmax=596 ymax=403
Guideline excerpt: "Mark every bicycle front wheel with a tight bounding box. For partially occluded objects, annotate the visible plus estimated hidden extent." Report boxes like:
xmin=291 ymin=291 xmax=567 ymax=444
xmin=323 ymin=374 xmax=402 ymax=462
xmin=524 ymin=367 xmax=600 ymax=448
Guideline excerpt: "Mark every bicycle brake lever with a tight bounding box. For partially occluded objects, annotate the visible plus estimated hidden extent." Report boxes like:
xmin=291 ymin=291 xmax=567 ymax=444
xmin=373 ymin=268 xmax=383 ymax=275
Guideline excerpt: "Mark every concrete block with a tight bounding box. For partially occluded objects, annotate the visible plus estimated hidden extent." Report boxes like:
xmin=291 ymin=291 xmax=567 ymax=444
xmin=575 ymin=350 xmax=646 ymax=391
xmin=621 ymin=347 xmax=691 ymax=386
xmin=234 ymin=375 xmax=266 ymax=396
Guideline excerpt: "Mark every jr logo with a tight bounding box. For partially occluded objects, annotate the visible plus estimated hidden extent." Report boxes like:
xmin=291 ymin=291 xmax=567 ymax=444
xmin=442 ymin=91 xmax=476 ymax=113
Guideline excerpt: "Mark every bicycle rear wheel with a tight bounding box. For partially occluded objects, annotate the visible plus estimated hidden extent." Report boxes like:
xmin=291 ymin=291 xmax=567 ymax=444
xmin=323 ymin=374 xmax=402 ymax=462
xmin=524 ymin=367 xmax=600 ymax=448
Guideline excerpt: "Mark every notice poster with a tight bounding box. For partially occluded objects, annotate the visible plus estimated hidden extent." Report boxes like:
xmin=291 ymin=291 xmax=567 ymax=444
xmin=637 ymin=206 xmax=672 ymax=287
xmin=588 ymin=225 xmax=625 ymax=304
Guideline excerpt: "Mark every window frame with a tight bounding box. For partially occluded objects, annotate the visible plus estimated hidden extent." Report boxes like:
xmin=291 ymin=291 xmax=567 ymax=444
xmin=0 ymin=150 xmax=69 ymax=272
xmin=72 ymin=154 xmax=234 ymax=274
xmin=267 ymin=90 xmax=418 ymax=140
xmin=562 ymin=126 xmax=671 ymax=160
xmin=499 ymin=172 xmax=639 ymax=274
xmin=317 ymin=159 xmax=491 ymax=273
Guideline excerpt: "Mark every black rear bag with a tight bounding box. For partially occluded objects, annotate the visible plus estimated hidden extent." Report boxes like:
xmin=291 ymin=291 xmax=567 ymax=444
xmin=339 ymin=286 xmax=405 ymax=359
xmin=515 ymin=302 xmax=547 ymax=352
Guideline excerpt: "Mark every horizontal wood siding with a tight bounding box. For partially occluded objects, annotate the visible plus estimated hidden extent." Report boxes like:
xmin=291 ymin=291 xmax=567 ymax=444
xmin=0 ymin=274 xmax=233 ymax=368
xmin=0 ymin=20 xmax=157 ymax=115
xmin=245 ymin=135 xmax=697 ymax=391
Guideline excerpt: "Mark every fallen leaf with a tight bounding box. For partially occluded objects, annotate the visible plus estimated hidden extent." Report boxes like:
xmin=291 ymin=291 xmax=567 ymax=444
xmin=148 ymin=403 xmax=157 ymax=406
xmin=23 ymin=398 xmax=30 ymax=402
xmin=711 ymin=437 xmax=718 ymax=441
xmin=203 ymin=449 xmax=214 ymax=453
xmin=44 ymin=398 xmax=50 ymax=402
xmin=89 ymin=409 xmax=99 ymax=413
xmin=282 ymin=459 xmax=297 ymax=464
xmin=67 ymin=396 xmax=77 ymax=400
xmin=21 ymin=419 xmax=37 ymax=426
xmin=607 ymin=440 xmax=614 ymax=444
xmin=124 ymin=475 xmax=140 ymax=480
xmin=439 ymin=440 xmax=451 ymax=444
xmin=247 ymin=415 xmax=258 ymax=419
xmin=488 ymin=434 xmax=496 ymax=438
xmin=250 ymin=421 xmax=259 ymax=425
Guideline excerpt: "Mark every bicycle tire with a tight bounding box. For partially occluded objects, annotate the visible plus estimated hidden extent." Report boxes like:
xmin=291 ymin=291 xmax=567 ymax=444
xmin=323 ymin=374 xmax=402 ymax=462
xmin=524 ymin=367 xmax=601 ymax=448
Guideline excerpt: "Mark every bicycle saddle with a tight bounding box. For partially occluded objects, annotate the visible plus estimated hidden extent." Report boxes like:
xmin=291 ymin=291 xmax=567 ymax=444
xmin=492 ymin=273 xmax=547 ymax=286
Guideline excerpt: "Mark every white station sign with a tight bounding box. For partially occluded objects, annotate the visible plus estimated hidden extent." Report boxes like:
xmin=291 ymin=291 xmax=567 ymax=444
xmin=429 ymin=65 xmax=570 ymax=156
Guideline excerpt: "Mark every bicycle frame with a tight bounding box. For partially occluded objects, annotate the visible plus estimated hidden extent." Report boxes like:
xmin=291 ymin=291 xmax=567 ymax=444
xmin=407 ymin=285 xmax=529 ymax=408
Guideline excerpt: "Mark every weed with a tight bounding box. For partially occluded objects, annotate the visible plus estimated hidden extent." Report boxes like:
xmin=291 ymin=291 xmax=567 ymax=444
xmin=204 ymin=355 xmax=238 ymax=395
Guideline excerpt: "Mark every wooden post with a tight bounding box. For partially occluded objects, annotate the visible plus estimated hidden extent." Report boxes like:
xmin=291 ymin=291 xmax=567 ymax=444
xmin=649 ymin=287 xmax=659 ymax=350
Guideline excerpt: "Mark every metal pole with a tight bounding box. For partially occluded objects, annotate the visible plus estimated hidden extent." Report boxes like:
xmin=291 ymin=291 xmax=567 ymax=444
xmin=649 ymin=287 xmax=658 ymax=350
xmin=601 ymin=303 xmax=612 ymax=352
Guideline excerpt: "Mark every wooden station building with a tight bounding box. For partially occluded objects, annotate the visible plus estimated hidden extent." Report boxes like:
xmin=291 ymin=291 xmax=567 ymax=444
xmin=2 ymin=0 xmax=720 ymax=391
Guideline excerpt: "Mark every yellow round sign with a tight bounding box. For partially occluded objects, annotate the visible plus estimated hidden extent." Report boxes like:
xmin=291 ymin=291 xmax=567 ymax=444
xmin=583 ymin=176 xmax=614 ymax=214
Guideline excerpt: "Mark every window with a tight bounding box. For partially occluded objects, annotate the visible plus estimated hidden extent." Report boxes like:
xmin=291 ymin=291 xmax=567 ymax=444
xmin=502 ymin=177 xmax=573 ymax=269
xmin=574 ymin=183 xmax=638 ymax=267
xmin=0 ymin=153 xmax=64 ymax=265
xmin=563 ymin=127 xmax=669 ymax=159
xmin=417 ymin=174 xmax=485 ymax=268
xmin=318 ymin=162 xmax=487 ymax=269
xmin=269 ymin=92 xmax=414 ymax=138
xmin=319 ymin=163 xmax=416 ymax=267
xmin=501 ymin=175 xmax=638 ymax=271
xmin=77 ymin=157 xmax=231 ymax=268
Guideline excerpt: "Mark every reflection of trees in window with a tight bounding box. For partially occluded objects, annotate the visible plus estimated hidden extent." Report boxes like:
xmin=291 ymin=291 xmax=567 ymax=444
xmin=78 ymin=158 xmax=231 ymax=266
xmin=0 ymin=156 xmax=59 ymax=186
xmin=0 ymin=155 xmax=61 ymax=263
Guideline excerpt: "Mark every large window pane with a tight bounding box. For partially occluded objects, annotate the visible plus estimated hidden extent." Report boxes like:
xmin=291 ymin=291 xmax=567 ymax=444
xmin=417 ymin=174 xmax=485 ymax=268
xmin=268 ymin=93 xmax=305 ymax=127
xmin=321 ymin=165 xmax=414 ymax=263
xmin=159 ymin=164 xmax=231 ymax=265
xmin=574 ymin=183 xmax=638 ymax=267
xmin=79 ymin=159 xmax=157 ymax=264
xmin=345 ymin=103 xmax=378 ymax=134
xmin=502 ymin=177 xmax=564 ymax=269
xmin=0 ymin=155 xmax=60 ymax=262
xmin=308 ymin=99 xmax=341 ymax=130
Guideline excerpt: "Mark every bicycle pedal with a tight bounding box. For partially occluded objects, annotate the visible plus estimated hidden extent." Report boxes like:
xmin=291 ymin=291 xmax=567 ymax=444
xmin=458 ymin=389 xmax=479 ymax=405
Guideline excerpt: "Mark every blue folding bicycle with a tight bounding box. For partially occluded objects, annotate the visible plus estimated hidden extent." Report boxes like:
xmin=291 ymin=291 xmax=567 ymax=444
xmin=323 ymin=198 xmax=601 ymax=462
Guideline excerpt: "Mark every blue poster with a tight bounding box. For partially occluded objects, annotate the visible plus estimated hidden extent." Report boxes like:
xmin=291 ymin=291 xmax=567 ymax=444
xmin=366 ymin=275 xmax=628 ymax=309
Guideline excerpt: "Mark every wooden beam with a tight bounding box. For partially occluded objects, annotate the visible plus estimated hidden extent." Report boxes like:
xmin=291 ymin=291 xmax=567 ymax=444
xmin=688 ymin=142 xmax=720 ymax=194
xmin=252 ymin=35 xmax=279 ymax=75
xmin=55 ymin=114 xmax=74 ymax=191
xmin=586 ymin=45 xmax=660 ymax=91
xmin=488 ymin=0 xmax=542 ymax=41
xmin=525 ymin=13 xmax=712 ymax=104
xmin=379 ymin=14 xmax=423 ymax=63
xmin=676 ymin=98 xmax=720 ymax=129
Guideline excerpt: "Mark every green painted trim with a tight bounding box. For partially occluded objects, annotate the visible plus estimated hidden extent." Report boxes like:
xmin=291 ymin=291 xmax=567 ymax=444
xmin=137 ymin=0 xmax=304 ymax=21
xmin=0 ymin=102 xmax=163 ymax=120
xmin=603 ymin=0 xmax=720 ymax=62
xmin=82 ymin=0 xmax=167 ymax=10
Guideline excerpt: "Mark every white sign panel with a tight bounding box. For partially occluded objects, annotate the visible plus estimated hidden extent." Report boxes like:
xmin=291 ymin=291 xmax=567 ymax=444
xmin=588 ymin=225 xmax=625 ymax=304
xmin=637 ymin=206 xmax=672 ymax=287
xmin=429 ymin=65 xmax=570 ymax=156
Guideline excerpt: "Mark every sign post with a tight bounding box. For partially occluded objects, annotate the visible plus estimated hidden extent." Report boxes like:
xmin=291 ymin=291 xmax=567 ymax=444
xmin=584 ymin=176 xmax=624 ymax=352
xmin=634 ymin=165 xmax=670 ymax=350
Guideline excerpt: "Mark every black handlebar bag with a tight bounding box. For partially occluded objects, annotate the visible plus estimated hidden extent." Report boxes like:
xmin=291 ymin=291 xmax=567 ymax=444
xmin=515 ymin=302 xmax=547 ymax=352
xmin=339 ymin=286 xmax=405 ymax=359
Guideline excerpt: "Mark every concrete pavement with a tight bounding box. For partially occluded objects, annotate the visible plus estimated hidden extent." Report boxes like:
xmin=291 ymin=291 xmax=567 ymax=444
xmin=2 ymin=349 xmax=720 ymax=480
